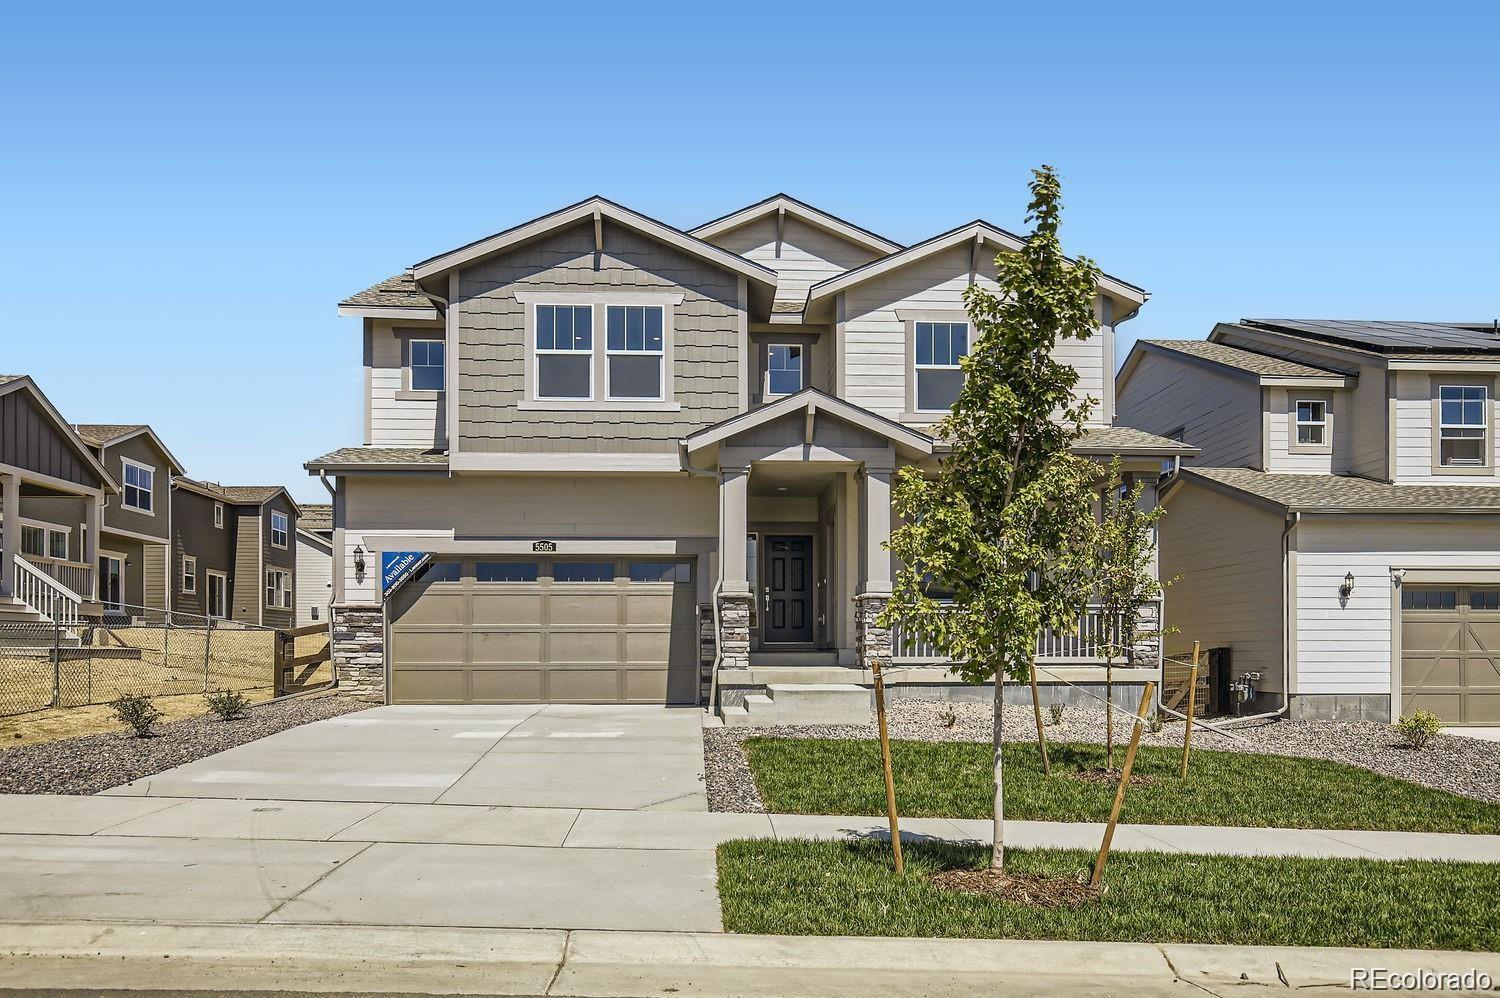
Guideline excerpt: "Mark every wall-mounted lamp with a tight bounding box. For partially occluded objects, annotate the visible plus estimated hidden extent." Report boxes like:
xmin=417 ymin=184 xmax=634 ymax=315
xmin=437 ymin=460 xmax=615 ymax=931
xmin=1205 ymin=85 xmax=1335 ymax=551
xmin=1390 ymin=568 xmax=1407 ymax=586
xmin=352 ymin=544 xmax=367 ymax=581
xmin=1339 ymin=571 xmax=1356 ymax=601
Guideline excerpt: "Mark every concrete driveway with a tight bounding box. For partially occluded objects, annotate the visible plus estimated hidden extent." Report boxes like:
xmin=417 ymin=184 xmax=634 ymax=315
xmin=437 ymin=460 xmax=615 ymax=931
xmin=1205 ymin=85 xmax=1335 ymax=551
xmin=1 ymin=704 xmax=727 ymax=932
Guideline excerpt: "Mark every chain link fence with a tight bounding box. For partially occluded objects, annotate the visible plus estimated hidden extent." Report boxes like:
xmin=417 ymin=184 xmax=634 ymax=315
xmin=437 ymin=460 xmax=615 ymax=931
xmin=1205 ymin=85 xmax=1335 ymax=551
xmin=0 ymin=604 xmax=294 ymax=718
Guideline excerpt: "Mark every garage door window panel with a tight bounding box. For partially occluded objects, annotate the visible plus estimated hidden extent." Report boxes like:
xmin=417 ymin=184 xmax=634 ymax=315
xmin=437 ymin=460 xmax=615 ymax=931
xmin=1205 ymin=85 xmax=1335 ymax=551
xmin=629 ymin=561 xmax=693 ymax=584
xmin=477 ymin=561 xmax=539 ymax=583
xmin=553 ymin=561 xmax=617 ymax=582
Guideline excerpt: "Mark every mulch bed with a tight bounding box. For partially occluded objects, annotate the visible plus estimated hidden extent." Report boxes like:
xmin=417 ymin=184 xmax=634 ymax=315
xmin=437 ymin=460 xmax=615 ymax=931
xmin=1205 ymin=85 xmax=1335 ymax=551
xmin=929 ymin=867 xmax=1104 ymax=907
xmin=0 ymin=693 xmax=369 ymax=795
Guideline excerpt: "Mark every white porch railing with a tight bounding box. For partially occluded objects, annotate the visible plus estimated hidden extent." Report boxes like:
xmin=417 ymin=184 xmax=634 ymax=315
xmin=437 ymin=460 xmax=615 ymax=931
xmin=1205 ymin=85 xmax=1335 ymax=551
xmin=892 ymin=603 xmax=1127 ymax=665
xmin=26 ymin=556 xmax=93 ymax=603
xmin=13 ymin=556 xmax=83 ymax=626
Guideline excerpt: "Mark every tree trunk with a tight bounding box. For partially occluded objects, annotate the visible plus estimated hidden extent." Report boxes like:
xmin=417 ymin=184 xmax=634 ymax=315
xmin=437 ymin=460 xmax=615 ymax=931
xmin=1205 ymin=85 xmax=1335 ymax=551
xmin=1105 ymin=652 xmax=1115 ymax=769
xmin=991 ymin=662 xmax=1005 ymax=870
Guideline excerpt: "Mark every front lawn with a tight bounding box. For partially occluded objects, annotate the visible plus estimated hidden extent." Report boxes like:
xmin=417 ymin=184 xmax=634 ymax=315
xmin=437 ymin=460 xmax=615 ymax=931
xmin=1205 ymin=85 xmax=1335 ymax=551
xmin=717 ymin=839 xmax=1500 ymax=950
xmin=742 ymin=737 xmax=1500 ymax=833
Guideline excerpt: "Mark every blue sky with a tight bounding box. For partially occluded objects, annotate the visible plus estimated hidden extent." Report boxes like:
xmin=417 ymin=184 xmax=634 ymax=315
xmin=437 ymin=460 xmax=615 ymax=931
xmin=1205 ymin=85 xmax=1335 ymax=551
xmin=3 ymin=2 xmax=1496 ymax=502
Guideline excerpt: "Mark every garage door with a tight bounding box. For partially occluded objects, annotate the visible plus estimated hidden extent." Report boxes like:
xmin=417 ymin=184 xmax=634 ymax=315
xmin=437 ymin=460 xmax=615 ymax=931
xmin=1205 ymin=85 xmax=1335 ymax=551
xmin=1401 ymin=586 xmax=1500 ymax=725
xmin=388 ymin=557 xmax=700 ymax=705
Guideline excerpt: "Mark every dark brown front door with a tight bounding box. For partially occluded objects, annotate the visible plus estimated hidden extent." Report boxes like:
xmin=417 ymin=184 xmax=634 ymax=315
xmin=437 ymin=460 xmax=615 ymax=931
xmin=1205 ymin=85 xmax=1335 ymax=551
xmin=763 ymin=535 xmax=812 ymax=643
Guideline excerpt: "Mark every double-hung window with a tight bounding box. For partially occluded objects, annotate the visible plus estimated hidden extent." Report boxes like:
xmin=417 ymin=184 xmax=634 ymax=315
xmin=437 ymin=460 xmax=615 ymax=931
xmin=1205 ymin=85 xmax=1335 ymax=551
xmin=213 ymin=502 xmax=224 ymax=529
xmin=265 ymin=568 xmax=292 ymax=609
xmin=536 ymin=304 xmax=594 ymax=400
xmin=182 ymin=555 xmax=197 ymax=594
xmin=767 ymin=344 xmax=804 ymax=397
xmin=1295 ymin=399 xmax=1327 ymax=446
xmin=20 ymin=525 xmax=46 ymax=559
xmin=121 ymin=459 xmax=154 ymax=513
xmin=606 ymin=305 xmax=665 ymax=400
xmin=47 ymin=528 xmax=67 ymax=560
xmin=913 ymin=321 xmax=969 ymax=412
xmin=270 ymin=510 xmax=289 ymax=548
xmin=410 ymin=338 xmax=445 ymax=391
xmin=1439 ymin=385 xmax=1488 ymax=468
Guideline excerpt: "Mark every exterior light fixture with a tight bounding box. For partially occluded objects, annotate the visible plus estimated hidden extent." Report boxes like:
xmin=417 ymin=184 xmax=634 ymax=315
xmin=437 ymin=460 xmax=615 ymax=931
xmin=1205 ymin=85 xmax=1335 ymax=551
xmin=1339 ymin=572 xmax=1355 ymax=600
xmin=353 ymin=544 xmax=367 ymax=578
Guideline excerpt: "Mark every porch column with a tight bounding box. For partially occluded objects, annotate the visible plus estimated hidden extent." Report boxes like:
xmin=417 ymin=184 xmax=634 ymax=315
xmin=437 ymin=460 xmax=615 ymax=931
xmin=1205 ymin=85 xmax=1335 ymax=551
xmin=717 ymin=464 xmax=752 ymax=672
xmin=0 ymin=472 xmax=17 ymax=598
xmin=855 ymin=461 xmax=894 ymax=674
xmin=85 ymin=494 xmax=102 ymax=600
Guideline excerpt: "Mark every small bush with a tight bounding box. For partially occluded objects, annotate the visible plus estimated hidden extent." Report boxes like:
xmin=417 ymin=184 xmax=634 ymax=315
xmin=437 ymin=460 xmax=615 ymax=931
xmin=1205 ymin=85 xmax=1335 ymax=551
xmin=1147 ymin=712 xmax=1164 ymax=735
xmin=204 ymin=688 xmax=249 ymax=721
xmin=1047 ymin=702 xmax=1065 ymax=726
xmin=109 ymin=693 xmax=161 ymax=738
xmin=1395 ymin=709 xmax=1442 ymax=749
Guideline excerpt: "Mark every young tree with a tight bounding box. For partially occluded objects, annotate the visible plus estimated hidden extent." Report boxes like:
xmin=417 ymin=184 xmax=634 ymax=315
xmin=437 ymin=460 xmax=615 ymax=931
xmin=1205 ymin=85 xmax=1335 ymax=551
xmin=1094 ymin=458 xmax=1170 ymax=769
xmin=880 ymin=166 xmax=1102 ymax=873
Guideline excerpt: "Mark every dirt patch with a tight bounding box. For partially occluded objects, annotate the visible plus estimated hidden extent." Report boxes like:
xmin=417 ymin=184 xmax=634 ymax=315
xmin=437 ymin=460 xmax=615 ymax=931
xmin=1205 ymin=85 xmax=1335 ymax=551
xmin=930 ymin=867 xmax=1103 ymax=907
xmin=1064 ymin=767 xmax=1161 ymax=787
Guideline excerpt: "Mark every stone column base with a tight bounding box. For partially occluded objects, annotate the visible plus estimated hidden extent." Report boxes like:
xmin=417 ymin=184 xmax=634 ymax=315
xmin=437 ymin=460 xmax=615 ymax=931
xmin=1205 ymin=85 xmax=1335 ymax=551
xmin=854 ymin=593 xmax=892 ymax=672
xmin=718 ymin=592 xmax=751 ymax=672
xmin=331 ymin=603 xmax=385 ymax=703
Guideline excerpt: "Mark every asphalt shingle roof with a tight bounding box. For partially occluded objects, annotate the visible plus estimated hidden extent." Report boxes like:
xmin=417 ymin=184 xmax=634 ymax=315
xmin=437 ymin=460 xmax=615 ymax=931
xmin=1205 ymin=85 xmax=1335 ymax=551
xmin=299 ymin=503 xmax=333 ymax=531
xmin=304 ymin=446 xmax=449 ymax=470
xmin=174 ymin=478 xmax=289 ymax=506
xmin=1141 ymin=340 xmax=1345 ymax=379
xmin=1181 ymin=467 xmax=1500 ymax=513
xmin=1074 ymin=425 xmax=1199 ymax=456
xmin=73 ymin=423 xmax=146 ymax=446
xmin=0 ymin=375 xmax=24 ymax=386
xmin=340 ymin=273 xmax=432 ymax=309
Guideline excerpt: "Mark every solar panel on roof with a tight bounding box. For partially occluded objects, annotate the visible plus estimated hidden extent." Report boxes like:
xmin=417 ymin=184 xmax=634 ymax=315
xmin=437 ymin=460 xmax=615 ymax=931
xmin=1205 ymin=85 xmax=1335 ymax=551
xmin=1244 ymin=319 xmax=1500 ymax=353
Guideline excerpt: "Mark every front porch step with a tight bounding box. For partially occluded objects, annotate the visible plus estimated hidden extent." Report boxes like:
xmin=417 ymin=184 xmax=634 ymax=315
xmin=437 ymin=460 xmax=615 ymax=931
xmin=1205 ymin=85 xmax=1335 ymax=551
xmin=749 ymin=651 xmax=842 ymax=667
xmin=721 ymin=683 xmax=872 ymax=728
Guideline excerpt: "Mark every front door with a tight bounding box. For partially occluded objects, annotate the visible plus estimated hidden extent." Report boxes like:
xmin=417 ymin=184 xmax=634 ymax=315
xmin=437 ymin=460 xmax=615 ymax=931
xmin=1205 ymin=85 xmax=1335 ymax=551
xmin=763 ymin=535 xmax=813 ymax=643
xmin=97 ymin=555 xmax=123 ymax=609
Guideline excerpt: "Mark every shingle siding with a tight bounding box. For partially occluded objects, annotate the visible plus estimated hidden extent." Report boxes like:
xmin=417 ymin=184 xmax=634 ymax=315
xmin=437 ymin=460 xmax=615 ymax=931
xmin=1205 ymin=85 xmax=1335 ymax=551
xmin=455 ymin=221 xmax=742 ymax=452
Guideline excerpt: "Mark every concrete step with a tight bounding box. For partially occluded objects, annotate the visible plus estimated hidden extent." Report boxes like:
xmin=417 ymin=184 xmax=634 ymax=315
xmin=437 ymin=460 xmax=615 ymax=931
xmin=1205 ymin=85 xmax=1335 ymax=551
xmin=718 ymin=701 xmax=757 ymax=728
xmin=767 ymin=683 xmax=871 ymax=725
xmin=749 ymin=650 xmax=842 ymax=667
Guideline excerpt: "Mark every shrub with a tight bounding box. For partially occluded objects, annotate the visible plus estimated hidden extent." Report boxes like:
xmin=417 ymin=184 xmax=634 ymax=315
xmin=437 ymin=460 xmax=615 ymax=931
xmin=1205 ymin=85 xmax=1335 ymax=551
xmin=1047 ymin=702 xmax=1065 ymax=726
xmin=1395 ymin=709 xmax=1442 ymax=750
xmin=204 ymin=688 xmax=249 ymax=721
xmin=1147 ymin=712 xmax=1164 ymax=735
xmin=109 ymin=693 xmax=161 ymax=738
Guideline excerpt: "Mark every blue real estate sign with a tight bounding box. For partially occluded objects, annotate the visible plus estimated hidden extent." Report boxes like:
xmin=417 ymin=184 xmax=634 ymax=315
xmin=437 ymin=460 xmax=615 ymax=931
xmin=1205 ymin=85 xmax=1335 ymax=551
xmin=381 ymin=551 xmax=430 ymax=597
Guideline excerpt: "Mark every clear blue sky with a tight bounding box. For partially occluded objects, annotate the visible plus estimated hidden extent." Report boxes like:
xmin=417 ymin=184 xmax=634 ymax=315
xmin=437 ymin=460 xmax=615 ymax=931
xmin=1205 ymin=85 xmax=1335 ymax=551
xmin=4 ymin=2 xmax=1496 ymax=503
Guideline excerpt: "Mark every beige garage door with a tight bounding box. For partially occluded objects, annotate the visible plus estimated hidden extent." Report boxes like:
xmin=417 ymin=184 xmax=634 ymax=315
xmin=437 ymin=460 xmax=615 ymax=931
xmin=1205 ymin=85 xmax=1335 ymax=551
xmin=1401 ymin=585 xmax=1500 ymax=725
xmin=389 ymin=557 xmax=700 ymax=705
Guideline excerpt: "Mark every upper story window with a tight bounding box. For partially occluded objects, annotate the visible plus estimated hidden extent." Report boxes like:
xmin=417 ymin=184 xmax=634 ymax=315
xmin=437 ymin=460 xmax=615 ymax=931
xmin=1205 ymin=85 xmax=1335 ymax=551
xmin=1438 ymin=384 xmax=1488 ymax=468
xmin=265 ymin=568 xmax=292 ymax=609
xmin=767 ymin=344 xmax=804 ymax=397
xmin=270 ymin=510 xmax=289 ymax=548
xmin=410 ymin=338 xmax=446 ymax=391
xmin=1295 ymin=399 xmax=1327 ymax=446
xmin=121 ymin=458 xmax=154 ymax=514
xmin=606 ymin=305 xmax=664 ymax=400
xmin=914 ymin=321 xmax=969 ymax=412
xmin=536 ymin=304 xmax=594 ymax=400
xmin=213 ymin=502 xmax=224 ymax=529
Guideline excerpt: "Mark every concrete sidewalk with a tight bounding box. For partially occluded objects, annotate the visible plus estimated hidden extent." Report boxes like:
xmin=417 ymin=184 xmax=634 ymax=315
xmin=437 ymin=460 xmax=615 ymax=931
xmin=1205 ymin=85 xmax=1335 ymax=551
xmin=1 ymin=922 xmax=1496 ymax=997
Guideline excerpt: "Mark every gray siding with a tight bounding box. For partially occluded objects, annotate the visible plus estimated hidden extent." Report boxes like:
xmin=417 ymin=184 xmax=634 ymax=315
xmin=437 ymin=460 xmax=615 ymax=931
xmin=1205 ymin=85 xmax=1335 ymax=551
xmin=261 ymin=495 xmax=297 ymax=629
xmin=1115 ymin=351 xmax=1261 ymax=468
xmin=704 ymin=215 xmax=880 ymax=301
xmin=172 ymin=487 xmax=234 ymax=618
xmin=99 ymin=435 xmax=171 ymax=541
xmin=231 ymin=510 xmax=262 ymax=624
xmin=295 ymin=530 xmax=333 ymax=626
xmin=456 ymin=221 xmax=742 ymax=452
xmin=367 ymin=320 xmax=447 ymax=447
xmin=0 ymin=389 xmax=96 ymax=487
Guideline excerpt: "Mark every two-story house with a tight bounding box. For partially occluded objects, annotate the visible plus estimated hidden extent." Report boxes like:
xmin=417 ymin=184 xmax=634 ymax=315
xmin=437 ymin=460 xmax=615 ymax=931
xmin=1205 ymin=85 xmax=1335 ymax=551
xmin=295 ymin=503 xmax=334 ymax=627
xmin=310 ymin=194 xmax=1192 ymax=715
xmin=171 ymin=479 xmax=301 ymax=627
xmin=1117 ymin=319 xmax=1500 ymax=727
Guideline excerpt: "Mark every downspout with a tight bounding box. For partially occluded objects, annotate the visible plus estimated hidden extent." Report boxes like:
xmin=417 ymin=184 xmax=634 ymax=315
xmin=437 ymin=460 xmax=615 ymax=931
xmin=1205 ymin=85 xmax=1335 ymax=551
xmin=1226 ymin=511 xmax=1298 ymax=724
xmin=680 ymin=440 xmax=725 ymax=714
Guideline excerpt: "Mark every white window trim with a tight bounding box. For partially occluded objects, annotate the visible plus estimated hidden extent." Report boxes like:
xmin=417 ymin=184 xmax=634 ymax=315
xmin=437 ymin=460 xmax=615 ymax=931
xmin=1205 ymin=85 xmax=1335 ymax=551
xmin=47 ymin=527 xmax=68 ymax=561
xmin=182 ymin=555 xmax=197 ymax=594
xmin=1437 ymin=383 xmax=1490 ymax=470
xmin=764 ymin=342 xmax=806 ymax=400
xmin=518 ymin=292 xmax=684 ymax=412
xmin=911 ymin=319 xmax=970 ymax=415
xmin=120 ymin=457 xmax=156 ymax=515
xmin=19 ymin=523 xmax=47 ymax=559
xmin=1291 ymin=397 xmax=1330 ymax=453
xmin=265 ymin=567 xmax=292 ymax=610
xmin=205 ymin=569 xmax=228 ymax=618
xmin=409 ymin=337 xmax=447 ymax=393
xmin=533 ymin=303 xmax=597 ymax=402
xmin=604 ymin=304 xmax=667 ymax=402
xmin=213 ymin=502 xmax=224 ymax=529
xmin=270 ymin=510 xmax=289 ymax=549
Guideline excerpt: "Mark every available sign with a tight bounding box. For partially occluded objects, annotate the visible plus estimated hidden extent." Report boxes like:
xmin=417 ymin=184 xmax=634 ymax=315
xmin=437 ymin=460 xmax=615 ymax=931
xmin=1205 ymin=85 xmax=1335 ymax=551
xmin=381 ymin=551 xmax=430 ymax=597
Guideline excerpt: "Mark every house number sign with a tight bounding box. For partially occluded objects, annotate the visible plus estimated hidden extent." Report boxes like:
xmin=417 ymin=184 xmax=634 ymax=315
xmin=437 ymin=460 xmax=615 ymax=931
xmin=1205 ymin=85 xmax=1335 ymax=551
xmin=532 ymin=540 xmax=557 ymax=552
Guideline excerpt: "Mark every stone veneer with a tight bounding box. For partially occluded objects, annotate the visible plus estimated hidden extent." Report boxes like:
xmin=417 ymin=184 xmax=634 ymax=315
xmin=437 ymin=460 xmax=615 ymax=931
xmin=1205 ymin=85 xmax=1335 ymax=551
xmin=331 ymin=603 xmax=385 ymax=702
xmin=854 ymin=593 xmax=892 ymax=672
xmin=1130 ymin=601 xmax=1163 ymax=670
xmin=718 ymin=592 xmax=751 ymax=671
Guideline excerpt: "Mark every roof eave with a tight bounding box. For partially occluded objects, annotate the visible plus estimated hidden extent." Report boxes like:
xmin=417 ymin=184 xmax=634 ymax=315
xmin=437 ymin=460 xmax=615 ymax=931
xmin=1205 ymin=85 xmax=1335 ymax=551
xmin=689 ymin=194 xmax=905 ymax=256
xmin=337 ymin=304 xmax=442 ymax=321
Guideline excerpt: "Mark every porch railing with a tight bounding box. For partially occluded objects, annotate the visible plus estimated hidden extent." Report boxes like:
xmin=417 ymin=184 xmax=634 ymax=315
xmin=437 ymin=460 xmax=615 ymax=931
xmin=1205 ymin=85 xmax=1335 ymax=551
xmin=25 ymin=556 xmax=93 ymax=603
xmin=892 ymin=603 xmax=1126 ymax=665
xmin=12 ymin=556 xmax=82 ymax=627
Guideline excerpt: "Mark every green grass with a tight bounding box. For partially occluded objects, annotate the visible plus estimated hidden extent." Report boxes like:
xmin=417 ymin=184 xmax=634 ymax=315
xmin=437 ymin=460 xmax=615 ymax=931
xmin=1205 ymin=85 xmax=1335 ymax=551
xmin=717 ymin=839 xmax=1500 ymax=950
xmin=742 ymin=737 xmax=1500 ymax=833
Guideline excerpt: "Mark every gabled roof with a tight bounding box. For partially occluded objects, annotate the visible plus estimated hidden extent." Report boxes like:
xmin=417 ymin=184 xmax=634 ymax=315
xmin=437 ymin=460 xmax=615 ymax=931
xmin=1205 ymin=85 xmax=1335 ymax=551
xmin=1168 ymin=467 xmax=1500 ymax=514
xmin=1118 ymin=339 xmax=1354 ymax=392
xmin=338 ymin=273 xmax=441 ymax=320
xmin=1240 ymin=319 xmax=1500 ymax=356
xmin=73 ymin=423 xmax=187 ymax=475
xmin=683 ymin=388 xmax=934 ymax=460
xmin=0 ymin=376 xmax=118 ymax=492
xmin=298 ymin=502 xmax=333 ymax=532
xmin=1070 ymin=425 xmax=1199 ymax=457
xmin=304 ymin=446 xmax=450 ymax=473
xmin=801 ymin=220 xmax=1147 ymax=322
xmin=689 ymin=194 xmax=904 ymax=256
xmin=174 ymin=477 xmax=300 ymax=514
xmin=408 ymin=196 xmax=779 ymax=303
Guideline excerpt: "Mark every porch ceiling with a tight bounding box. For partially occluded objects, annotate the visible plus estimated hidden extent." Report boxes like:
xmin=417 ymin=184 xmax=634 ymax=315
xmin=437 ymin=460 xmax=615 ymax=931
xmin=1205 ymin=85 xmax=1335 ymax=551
xmin=747 ymin=464 xmax=836 ymax=497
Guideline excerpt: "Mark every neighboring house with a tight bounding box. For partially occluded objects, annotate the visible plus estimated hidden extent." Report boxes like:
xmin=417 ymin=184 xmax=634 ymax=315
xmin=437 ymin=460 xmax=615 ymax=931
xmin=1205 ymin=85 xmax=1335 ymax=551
xmin=171 ymin=479 xmax=301 ymax=628
xmin=0 ymin=376 xmax=117 ymax=625
xmin=295 ymin=503 xmax=334 ymax=626
xmin=1116 ymin=319 xmax=1500 ymax=726
xmin=310 ymin=194 xmax=1190 ymax=713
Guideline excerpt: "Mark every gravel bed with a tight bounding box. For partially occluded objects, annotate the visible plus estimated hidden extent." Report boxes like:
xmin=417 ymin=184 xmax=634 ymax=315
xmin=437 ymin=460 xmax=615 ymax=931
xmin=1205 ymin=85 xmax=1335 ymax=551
xmin=704 ymin=698 xmax=1500 ymax=812
xmin=0 ymin=693 xmax=369 ymax=796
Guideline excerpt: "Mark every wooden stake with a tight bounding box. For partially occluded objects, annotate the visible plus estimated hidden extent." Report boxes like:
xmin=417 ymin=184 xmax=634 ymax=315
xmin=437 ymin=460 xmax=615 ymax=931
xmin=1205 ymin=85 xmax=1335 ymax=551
xmin=1179 ymin=641 xmax=1200 ymax=780
xmin=871 ymin=658 xmax=904 ymax=875
xmin=1028 ymin=663 xmax=1051 ymax=776
xmin=1091 ymin=680 xmax=1156 ymax=887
